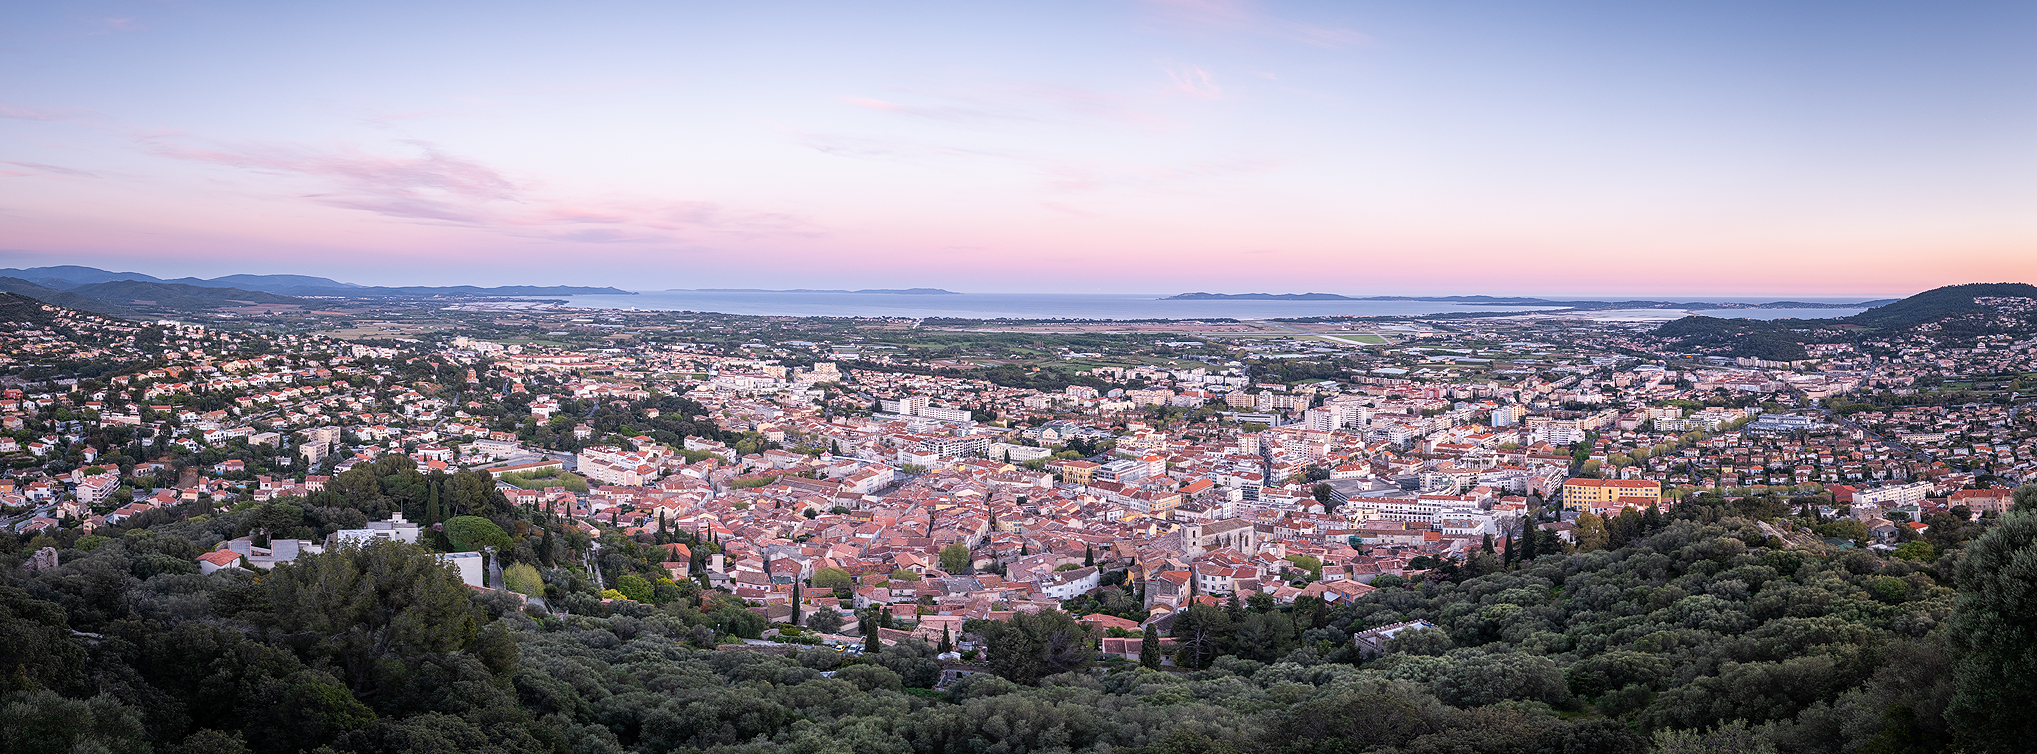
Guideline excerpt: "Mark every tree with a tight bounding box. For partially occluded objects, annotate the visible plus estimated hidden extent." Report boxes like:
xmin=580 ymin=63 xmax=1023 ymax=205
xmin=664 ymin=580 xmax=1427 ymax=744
xmin=0 ymin=689 xmax=151 ymax=754
xmin=889 ymin=568 xmax=921 ymax=582
xmin=940 ymin=543 xmax=971 ymax=574
xmin=1232 ymin=611 xmax=1297 ymax=662
xmin=0 ymin=586 xmax=87 ymax=693
xmin=982 ymin=609 xmax=1093 ymax=684
xmin=443 ymin=515 xmax=512 ymax=553
xmin=1575 ymin=513 xmax=1609 ymax=552
xmin=1948 ymin=511 xmax=2037 ymax=752
xmin=863 ymin=609 xmax=883 ymax=654
xmin=1170 ymin=603 xmax=1231 ymax=669
xmin=1140 ymin=623 xmax=1162 ymax=669
xmin=2013 ymin=484 xmax=2037 ymax=513
xmin=1432 ymin=650 xmax=1569 ymax=708
xmin=807 ymin=606 xmax=844 ymax=634
xmin=252 ymin=539 xmax=483 ymax=694
xmin=502 ymin=562 xmax=543 ymax=596
xmin=615 ymin=573 xmax=653 ymax=602
xmin=811 ymin=566 xmax=854 ymax=597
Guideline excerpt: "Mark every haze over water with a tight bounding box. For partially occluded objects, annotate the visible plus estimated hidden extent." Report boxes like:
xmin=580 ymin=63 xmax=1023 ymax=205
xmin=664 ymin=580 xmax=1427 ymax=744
xmin=556 ymin=291 xmax=1870 ymax=320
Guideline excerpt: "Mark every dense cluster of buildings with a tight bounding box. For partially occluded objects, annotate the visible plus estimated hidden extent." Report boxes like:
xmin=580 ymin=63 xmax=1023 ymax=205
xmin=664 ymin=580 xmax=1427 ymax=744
xmin=6 ymin=298 xmax=2035 ymax=628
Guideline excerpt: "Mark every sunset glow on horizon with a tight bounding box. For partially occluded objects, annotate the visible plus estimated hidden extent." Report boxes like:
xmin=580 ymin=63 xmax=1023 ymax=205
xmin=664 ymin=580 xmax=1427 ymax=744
xmin=3 ymin=1 xmax=2034 ymax=297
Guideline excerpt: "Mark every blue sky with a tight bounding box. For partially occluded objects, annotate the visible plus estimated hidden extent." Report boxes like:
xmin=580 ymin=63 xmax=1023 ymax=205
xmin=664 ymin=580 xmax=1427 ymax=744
xmin=3 ymin=1 xmax=2033 ymax=295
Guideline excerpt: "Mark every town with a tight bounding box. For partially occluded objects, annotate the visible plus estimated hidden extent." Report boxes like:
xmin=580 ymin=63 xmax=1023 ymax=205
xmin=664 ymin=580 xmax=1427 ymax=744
xmin=4 ymin=282 xmax=2036 ymax=754
xmin=6 ymin=284 xmax=2031 ymax=634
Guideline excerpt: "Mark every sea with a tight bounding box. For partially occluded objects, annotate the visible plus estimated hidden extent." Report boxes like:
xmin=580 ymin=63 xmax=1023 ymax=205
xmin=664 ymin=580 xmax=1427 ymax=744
xmin=551 ymin=290 xmax=1872 ymax=321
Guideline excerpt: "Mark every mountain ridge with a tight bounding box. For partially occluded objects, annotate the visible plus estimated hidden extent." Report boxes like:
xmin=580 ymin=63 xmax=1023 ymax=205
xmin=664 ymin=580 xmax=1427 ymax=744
xmin=0 ymin=266 xmax=630 ymax=297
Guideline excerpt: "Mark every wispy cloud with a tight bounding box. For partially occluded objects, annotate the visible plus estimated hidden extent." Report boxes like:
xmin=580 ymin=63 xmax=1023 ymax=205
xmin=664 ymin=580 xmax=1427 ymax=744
xmin=1 ymin=161 xmax=97 ymax=178
xmin=1043 ymin=156 xmax=1279 ymax=193
xmin=1138 ymin=0 xmax=1370 ymax=48
xmin=1166 ymin=65 xmax=1224 ymax=100
xmin=838 ymin=96 xmax=1028 ymax=124
xmin=0 ymin=104 xmax=87 ymax=121
xmin=135 ymin=136 xmax=816 ymax=242
xmin=139 ymin=138 xmax=518 ymax=223
xmin=357 ymin=108 xmax=462 ymax=127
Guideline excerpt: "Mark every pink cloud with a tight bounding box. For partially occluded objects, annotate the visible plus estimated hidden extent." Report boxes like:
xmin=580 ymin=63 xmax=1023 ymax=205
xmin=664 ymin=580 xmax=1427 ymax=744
xmin=135 ymin=136 xmax=816 ymax=243
xmin=2 ymin=161 xmax=96 ymax=178
xmin=140 ymin=138 xmax=518 ymax=223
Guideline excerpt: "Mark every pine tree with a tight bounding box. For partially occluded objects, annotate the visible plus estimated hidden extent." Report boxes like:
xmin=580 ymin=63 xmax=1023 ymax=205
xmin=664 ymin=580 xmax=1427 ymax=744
xmin=1140 ymin=623 xmax=1162 ymax=669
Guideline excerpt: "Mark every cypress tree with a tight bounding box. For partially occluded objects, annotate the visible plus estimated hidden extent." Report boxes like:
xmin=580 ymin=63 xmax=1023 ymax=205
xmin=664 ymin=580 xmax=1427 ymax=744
xmin=864 ymin=609 xmax=882 ymax=653
xmin=1085 ymin=545 xmax=1094 ymax=566
xmin=1140 ymin=623 xmax=1162 ymax=669
xmin=792 ymin=583 xmax=802 ymax=627
xmin=939 ymin=626 xmax=953 ymax=654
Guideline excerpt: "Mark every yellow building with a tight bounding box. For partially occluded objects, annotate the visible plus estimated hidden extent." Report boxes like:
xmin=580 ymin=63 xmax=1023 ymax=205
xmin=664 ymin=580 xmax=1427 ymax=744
xmin=1561 ymin=478 xmax=1662 ymax=511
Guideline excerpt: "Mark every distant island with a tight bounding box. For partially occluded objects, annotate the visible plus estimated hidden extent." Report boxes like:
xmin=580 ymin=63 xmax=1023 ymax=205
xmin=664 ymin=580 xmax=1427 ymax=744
xmin=681 ymin=288 xmax=961 ymax=295
xmin=1164 ymin=292 xmax=1895 ymax=310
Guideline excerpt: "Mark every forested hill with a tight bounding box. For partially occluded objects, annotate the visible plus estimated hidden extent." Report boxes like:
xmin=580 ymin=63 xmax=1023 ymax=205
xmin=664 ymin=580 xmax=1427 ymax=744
xmin=0 ymin=292 xmax=61 ymax=324
xmin=1647 ymin=281 xmax=2037 ymax=357
xmin=5 ymin=480 xmax=2037 ymax=753
xmin=1649 ymin=316 xmax=1819 ymax=361
xmin=1843 ymin=281 xmax=2037 ymax=329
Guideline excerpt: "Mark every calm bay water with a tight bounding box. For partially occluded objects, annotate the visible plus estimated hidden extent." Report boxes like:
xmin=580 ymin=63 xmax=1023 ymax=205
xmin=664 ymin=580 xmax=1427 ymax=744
xmin=1688 ymin=308 xmax=1869 ymax=320
xmin=556 ymin=291 xmax=1565 ymax=319
xmin=553 ymin=291 xmax=1873 ymax=321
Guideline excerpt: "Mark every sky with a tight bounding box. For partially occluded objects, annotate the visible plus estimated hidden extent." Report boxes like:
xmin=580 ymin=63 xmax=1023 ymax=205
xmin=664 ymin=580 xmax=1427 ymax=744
xmin=2 ymin=1 xmax=2035 ymax=296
